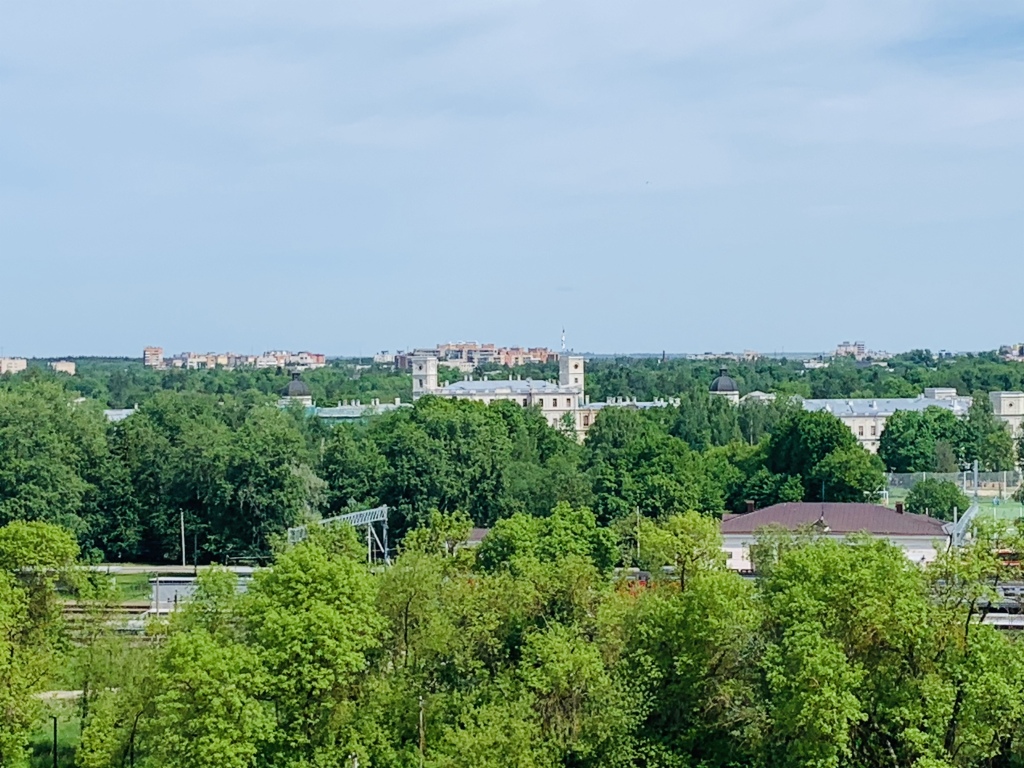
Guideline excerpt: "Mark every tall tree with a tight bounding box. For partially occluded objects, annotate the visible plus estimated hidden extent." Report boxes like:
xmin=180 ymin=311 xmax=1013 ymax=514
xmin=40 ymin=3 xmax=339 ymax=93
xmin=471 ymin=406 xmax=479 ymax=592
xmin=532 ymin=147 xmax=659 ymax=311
xmin=964 ymin=396 xmax=1017 ymax=471
xmin=878 ymin=407 xmax=966 ymax=473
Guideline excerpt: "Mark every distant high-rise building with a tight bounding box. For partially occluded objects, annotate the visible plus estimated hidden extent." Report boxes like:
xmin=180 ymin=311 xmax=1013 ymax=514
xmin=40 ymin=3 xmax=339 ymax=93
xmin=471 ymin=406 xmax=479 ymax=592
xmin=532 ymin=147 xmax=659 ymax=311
xmin=835 ymin=340 xmax=867 ymax=360
xmin=0 ymin=358 xmax=27 ymax=375
xmin=49 ymin=361 xmax=76 ymax=375
xmin=143 ymin=346 xmax=164 ymax=368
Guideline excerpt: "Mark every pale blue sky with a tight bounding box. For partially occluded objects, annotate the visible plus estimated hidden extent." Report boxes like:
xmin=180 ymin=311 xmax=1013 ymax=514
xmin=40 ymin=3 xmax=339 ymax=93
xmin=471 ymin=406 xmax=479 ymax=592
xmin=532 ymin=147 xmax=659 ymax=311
xmin=1 ymin=1 xmax=1022 ymax=357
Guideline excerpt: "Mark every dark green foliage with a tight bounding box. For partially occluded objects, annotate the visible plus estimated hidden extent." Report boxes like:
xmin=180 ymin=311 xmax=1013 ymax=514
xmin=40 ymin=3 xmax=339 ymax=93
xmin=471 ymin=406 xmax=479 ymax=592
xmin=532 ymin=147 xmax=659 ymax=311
xmin=878 ymin=402 xmax=1014 ymax=473
xmin=964 ymin=396 xmax=1018 ymax=471
xmin=766 ymin=409 xmax=884 ymax=500
xmin=879 ymin=407 xmax=966 ymax=472
xmin=320 ymin=396 xmax=590 ymax=533
xmin=2 ymin=354 xmax=1020 ymax=563
xmin=905 ymin=478 xmax=971 ymax=521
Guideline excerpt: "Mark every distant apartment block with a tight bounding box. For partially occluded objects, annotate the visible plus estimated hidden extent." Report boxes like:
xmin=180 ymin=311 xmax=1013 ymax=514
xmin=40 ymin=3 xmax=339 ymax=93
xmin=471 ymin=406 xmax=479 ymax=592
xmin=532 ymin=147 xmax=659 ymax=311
xmin=687 ymin=350 xmax=760 ymax=362
xmin=835 ymin=340 xmax=867 ymax=360
xmin=147 ymin=347 xmax=326 ymax=371
xmin=0 ymin=357 xmax=27 ymax=375
xmin=49 ymin=360 xmax=76 ymax=375
xmin=1000 ymin=343 xmax=1024 ymax=362
xmin=393 ymin=342 xmax=558 ymax=372
xmin=143 ymin=347 xmax=164 ymax=368
xmin=834 ymin=340 xmax=891 ymax=362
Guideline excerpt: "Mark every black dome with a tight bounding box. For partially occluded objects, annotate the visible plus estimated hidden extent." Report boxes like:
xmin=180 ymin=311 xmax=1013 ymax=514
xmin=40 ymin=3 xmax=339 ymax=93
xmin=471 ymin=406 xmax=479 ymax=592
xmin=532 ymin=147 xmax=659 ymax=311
xmin=709 ymin=367 xmax=739 ymax=393
xmin=281 ymin=372 xmax=312 ymax=398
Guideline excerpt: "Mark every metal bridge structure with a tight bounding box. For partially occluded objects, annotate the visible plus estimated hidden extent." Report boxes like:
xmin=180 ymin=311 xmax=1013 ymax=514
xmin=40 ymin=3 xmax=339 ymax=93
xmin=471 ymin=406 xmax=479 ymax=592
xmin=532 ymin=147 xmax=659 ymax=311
xmin=950 ymin=502 xmax=981 ymax=548
xmin=287 ymin=505 xmax=390 ymax=564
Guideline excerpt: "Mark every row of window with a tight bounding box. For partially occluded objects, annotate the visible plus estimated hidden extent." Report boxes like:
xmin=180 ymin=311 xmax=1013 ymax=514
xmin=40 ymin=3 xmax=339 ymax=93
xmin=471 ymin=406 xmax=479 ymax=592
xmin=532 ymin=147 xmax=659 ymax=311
xmin=857 ymin=425 xmax=878 ymax=437
xmin=533 ymin=397 xmax=574 ymax=408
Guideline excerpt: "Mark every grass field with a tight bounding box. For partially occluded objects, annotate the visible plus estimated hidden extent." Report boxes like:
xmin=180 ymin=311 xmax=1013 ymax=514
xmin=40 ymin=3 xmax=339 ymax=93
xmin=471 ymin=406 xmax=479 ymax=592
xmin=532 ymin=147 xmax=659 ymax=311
xmin=112 ymin=571 xmax=155 ymax=601
xmin=974 ymin=499 xmax=1024 ymax=521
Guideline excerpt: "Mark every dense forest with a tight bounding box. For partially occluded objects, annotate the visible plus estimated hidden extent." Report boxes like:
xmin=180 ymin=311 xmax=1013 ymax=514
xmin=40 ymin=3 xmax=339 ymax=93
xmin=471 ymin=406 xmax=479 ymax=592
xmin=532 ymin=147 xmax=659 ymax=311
xmin=5 ymin=511 xmax=1024 ymax=767
xmin=0 ymin=353 xmax=1020 ymax=563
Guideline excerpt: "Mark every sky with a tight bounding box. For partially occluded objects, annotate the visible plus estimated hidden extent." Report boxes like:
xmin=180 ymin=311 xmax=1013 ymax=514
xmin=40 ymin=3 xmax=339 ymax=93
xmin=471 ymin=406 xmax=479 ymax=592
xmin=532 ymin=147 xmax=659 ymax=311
xmin=1 ymin=1 xmax=1022 ymax=358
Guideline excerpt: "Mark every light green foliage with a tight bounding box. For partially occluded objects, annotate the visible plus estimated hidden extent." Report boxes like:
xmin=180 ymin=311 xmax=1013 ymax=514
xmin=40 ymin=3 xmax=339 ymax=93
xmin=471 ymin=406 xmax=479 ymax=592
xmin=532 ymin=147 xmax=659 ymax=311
xmin=476 ymin=502 xmax=617 ymax=574
xmin=141 ymin=629 xmax=270 ymax=768
xmin=625 ymin=511 xmax=725 ymax=589
xmin=401 ymin=508 xmax=473 ymax=557
xmin=430 ymin=695 xmax=551 ymax=768
xmin=4 ymin=506 xmax=1024 ymax=767
xmin=0 ymin=521 xmax=79 ymax=766
xmin=618 ymin=568 xmax=759 ymax=766
xmin=242 ymin=527 xmax=384 ymax=766
xmin=906 ymin=478 xmax=971 ymax=521
xmin=519 ymin=624 xmax=616 ymax=752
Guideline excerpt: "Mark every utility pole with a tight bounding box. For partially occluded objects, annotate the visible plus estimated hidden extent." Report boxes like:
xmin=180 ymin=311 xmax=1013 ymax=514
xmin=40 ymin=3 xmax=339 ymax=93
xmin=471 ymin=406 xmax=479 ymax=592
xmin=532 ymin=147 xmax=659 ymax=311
xmin=52 ymin=715 xmax=58 ymax=768
xmin=180 ymin=510 xmax=186 ymax=568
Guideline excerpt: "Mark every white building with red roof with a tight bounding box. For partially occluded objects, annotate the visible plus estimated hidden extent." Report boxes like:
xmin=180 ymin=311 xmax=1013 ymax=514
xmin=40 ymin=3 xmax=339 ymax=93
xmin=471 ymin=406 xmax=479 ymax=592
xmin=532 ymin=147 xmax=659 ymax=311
xmin=721 ymin=502 xmax=953 ymax=572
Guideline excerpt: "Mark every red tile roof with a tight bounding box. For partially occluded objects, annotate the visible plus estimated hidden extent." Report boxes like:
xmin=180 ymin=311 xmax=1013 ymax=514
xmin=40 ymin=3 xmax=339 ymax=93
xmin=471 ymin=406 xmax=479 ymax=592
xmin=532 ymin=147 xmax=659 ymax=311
xmin=720 ymin=502 xmax=950 ymax=537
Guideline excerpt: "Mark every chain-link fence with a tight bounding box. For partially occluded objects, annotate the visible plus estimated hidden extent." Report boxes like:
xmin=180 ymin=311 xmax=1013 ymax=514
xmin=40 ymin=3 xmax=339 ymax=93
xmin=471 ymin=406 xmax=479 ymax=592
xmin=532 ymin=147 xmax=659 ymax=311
xmin=888 ymin=471 xmax=1022 ymax=496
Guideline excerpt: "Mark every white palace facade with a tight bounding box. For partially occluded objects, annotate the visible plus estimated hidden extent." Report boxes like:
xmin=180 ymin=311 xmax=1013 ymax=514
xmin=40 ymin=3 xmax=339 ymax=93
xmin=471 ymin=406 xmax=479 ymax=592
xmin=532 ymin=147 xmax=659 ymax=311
xmin=412 ymin=354 xmax=590 ymax=432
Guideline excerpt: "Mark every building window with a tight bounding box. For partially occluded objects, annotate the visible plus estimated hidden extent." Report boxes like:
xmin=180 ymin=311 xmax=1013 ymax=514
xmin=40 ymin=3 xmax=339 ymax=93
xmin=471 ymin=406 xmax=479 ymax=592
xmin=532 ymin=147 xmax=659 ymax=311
xmin=538 ymin=398 xmax=544 ymax=407
xmin=858 ymin=426 xmax=864 ymax=436
xmin=871 ymin=425 xmax=877 ymax=436
xmin=523 ymin=398 xmax=528 ymax=406
xmin=583 ymin=414 xmax=590 ymax=426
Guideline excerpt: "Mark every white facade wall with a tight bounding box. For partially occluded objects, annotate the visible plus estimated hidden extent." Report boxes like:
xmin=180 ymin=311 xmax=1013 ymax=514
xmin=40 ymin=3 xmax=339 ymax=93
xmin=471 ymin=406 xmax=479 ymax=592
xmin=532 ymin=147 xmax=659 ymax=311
xmin=413 ymin=355 xmax=587 ymax=434
xmin=49 ymin=361 xmax=76 ymax=375
xmin=841 ymin=415 xmax=887 ymax=452
xmin=723 ymin=532 xmax=949 ymax=572
xmin=990 ymin=392 xmax=1024 ymax=438
xmin=0 ymin=358 xmax=27 ymax=375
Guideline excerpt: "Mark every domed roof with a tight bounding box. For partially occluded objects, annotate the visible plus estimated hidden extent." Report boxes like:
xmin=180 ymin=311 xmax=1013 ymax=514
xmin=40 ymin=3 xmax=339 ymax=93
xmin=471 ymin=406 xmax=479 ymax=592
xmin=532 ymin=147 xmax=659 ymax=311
xmin=709 ymin=367 xmax=739 ymax=393
xmin=281 ymin=372 xmax=312 ymax=398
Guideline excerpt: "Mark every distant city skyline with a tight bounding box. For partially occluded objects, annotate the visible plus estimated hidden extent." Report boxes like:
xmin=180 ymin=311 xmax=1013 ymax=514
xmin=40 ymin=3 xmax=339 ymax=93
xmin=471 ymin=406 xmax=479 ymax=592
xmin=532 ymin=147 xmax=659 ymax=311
xmin=0 ymin=339 xmax=1014 ymax=361
xmin=2 ymin=2 xmax=1022 ymax=357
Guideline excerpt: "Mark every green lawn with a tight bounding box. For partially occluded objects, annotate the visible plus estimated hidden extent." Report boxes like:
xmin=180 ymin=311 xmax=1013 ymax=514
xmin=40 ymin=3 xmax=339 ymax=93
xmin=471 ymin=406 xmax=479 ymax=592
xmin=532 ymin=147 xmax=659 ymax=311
xmin=112 ymin=571 xmax=155 ymax=601
xmin=974 ymin=499 xmax=1024 ymax=521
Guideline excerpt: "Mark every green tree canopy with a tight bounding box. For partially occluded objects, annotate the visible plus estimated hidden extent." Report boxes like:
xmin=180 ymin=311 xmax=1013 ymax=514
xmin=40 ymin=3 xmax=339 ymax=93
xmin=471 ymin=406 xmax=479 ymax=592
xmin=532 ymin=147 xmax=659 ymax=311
xmin=905 ymin=478 xmax=971 ymax=521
